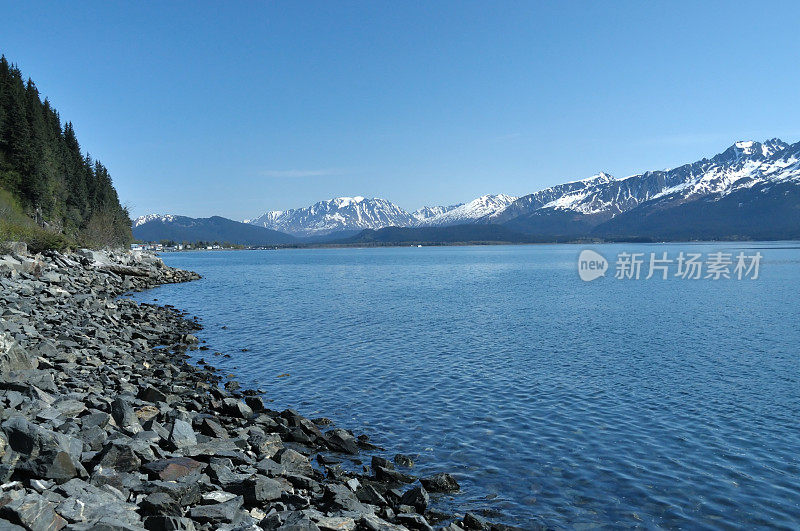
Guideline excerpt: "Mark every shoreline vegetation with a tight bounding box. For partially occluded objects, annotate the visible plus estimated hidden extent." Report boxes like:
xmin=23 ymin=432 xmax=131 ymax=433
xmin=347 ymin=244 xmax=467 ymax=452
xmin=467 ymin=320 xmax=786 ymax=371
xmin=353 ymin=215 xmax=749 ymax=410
xmin=0 ymin=57 xmax=133 ymax=253
xmin=0 ymin=244 xmax=514 ymax=531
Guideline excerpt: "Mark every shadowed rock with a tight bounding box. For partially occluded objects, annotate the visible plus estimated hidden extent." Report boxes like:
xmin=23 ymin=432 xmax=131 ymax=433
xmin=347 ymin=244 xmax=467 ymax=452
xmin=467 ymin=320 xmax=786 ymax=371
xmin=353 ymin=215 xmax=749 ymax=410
xmin=420 ymin=473 xmax=460 ymax=493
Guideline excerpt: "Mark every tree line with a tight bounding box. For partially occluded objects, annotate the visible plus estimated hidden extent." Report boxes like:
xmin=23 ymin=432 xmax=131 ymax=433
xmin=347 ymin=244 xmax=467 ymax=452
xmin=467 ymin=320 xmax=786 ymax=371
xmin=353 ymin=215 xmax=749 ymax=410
xmin=0 ymin=55 xmax=131 ymax=248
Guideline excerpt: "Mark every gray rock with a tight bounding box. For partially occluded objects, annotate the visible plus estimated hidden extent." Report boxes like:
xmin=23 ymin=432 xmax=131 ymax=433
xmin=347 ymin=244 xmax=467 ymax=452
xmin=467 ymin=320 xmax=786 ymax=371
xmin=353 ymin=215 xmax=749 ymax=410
xmin=110 ymin=397 xmax=142 ymax=433
xmin=0 ymin=491 xmax=67 ymax=531
xmin=138 ymin=386 xmax=168 ymax=403
xmin=273 ymin=448 xmax=313 ymax=477
xmin=355 ymin=485 xmax=387 ymax=506
xmin=201 ymin=491 xmax=238 ymax=504
xmin=221 ymin=398 xmax=253 ymax=419
xmin=0 ymin=333 xmax=38 ymax=373
xmin=140 ymin=492 xmax=182 ymax=516
xmin=359 ymin=514 xmax=407 ymax=531
xmin=198 ymin=418 xmax=228 ymax=439
xmin=322 ymin=484 xmax=369 ymax=514
xmin=324 ymin=429 xmax=359 ymax=455
xmin=419 ymin=473 xmax=460 ymax=493
xmin=395 ymin=513 xmax=433 ymax=531
xmin=400 ymin=485 xmax=429 ymax=514
xmin=1 ymin=416 xmax=84 ymax=481
xmin=188 ymin=496 xmax=245 ymax=525
xmin=145 ymin=480 xmax=202 ymax=507
xmin=243 ymin=396 xmax=265 ymax=412
xmin=169 ymin=419 xmax=197 ymax=449
xmin=461 ymin=513 xmax=491 ymax=530
xmin=374 ymin=466 xmax=416 ymax=485
xmin=371 ymin=456 xmax=394 ymax=471
xmin=276 ymin=511 xmax=320 ymax=531
xmin=55 ymin=478 xmax=141 ymax=527
xmin=234 ymin=475 xmax=284 ymax=504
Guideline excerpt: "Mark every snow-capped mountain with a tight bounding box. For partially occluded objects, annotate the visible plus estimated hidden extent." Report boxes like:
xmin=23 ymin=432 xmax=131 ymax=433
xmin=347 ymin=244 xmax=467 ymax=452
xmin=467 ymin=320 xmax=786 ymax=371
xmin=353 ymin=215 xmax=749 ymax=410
xmin=135 ymin=138 xmax=800 ymax=244
xmin=244 ymin=196 xmax=416 ymax=237
xmin=415 ymin=194 xmax=518 ymax=227
xmin=133 ymin=214 xmax=177 ymax=227
xmin=411 ymin=204 xmax=463 ymax=223
xmin=492 ymin=138 xmax=796 ymax=224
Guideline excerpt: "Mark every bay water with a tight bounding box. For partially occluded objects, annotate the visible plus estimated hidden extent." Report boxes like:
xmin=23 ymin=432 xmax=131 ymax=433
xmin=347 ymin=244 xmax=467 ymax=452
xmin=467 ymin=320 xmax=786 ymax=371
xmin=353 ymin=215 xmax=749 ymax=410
xmin=133 ymin=243 xmax=800 ymax=528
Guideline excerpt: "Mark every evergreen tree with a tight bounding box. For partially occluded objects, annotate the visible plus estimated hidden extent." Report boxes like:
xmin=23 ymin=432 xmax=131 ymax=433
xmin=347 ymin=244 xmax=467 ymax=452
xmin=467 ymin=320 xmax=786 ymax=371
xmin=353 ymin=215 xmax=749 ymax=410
xmin=0 ymin=54 xmax=131 ymax=247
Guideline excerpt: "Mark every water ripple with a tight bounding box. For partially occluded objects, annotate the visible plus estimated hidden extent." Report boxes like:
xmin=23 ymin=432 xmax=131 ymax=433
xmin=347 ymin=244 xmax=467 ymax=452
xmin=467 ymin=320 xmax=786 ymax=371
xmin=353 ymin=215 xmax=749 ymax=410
xmin=134 ymin=244 xmax=800 ymax=529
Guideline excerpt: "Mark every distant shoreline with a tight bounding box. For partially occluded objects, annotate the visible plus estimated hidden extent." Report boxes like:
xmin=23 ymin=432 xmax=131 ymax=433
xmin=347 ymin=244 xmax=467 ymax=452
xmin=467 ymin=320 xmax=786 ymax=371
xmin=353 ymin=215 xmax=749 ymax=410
xmin=147 ymin=237 xmax=800 ymax=254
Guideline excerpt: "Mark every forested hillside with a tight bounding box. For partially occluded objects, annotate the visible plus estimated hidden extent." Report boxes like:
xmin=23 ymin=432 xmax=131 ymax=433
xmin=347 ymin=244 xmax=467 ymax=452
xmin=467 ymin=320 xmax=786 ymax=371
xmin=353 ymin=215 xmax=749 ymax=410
xmin=0 ymin=55 xmax=131 ymax=249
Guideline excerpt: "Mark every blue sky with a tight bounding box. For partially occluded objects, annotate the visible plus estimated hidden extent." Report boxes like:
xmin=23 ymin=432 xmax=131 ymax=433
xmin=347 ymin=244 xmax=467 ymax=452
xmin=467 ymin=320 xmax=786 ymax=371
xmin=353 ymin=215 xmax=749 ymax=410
xmin=2 ymin=1 xmax=799 ymax=219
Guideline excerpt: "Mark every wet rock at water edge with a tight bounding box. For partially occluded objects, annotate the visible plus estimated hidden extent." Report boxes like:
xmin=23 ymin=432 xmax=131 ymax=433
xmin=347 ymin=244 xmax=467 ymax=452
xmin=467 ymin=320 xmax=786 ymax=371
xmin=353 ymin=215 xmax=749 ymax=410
xmin=394 ymin=454 xmax=415 ymax=468
xmin=420 ymin=472 xmax=460 ymax=493
xmin=325 ymin=428 xmax=360 ymax=454
xmin=400 ymin=485 xmax=430 ymax=513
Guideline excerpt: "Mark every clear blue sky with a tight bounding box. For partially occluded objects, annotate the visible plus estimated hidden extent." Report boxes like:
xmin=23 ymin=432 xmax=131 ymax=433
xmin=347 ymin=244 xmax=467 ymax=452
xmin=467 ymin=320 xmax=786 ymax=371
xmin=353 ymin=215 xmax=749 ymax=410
xmin=2 ymin=1 xmax=799 ymax=219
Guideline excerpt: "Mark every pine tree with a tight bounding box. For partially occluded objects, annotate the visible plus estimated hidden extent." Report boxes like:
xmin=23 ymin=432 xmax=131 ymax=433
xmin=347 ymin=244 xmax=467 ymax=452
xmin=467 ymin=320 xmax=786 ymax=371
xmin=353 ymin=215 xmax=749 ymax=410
xmin=0 ymin=54 xmax=132 ymax=247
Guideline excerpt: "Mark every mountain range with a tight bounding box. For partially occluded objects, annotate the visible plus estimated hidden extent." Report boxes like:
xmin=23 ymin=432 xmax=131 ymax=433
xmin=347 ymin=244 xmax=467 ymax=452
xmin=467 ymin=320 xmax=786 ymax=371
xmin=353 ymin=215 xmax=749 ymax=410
xmin=133 ymin=138 xmax=800 ymax=245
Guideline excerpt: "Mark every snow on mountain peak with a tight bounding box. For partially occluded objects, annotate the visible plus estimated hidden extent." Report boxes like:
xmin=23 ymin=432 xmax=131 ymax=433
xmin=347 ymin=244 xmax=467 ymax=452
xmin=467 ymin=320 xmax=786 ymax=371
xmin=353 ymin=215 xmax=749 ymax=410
xmin=415 ymin=194 xmax=518 ymax=226
xmin=412 ymin=203 xmax=464 ymax=222
xmin=726 ymin=138 xmax=789 ymax=160
xmin=579 ymin=172 xmax=614 ymax=184
xmin=245 ymin=196 xmax=415 ymax=236
xmin=333 ymin=196 xmax=366 ymax=207
xmin=134 ymin=214 xmax=176 ymax=227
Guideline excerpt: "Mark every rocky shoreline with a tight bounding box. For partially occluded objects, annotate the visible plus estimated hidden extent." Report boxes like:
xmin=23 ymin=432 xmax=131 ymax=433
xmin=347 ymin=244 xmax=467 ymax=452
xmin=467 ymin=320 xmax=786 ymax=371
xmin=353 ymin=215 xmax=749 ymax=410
xmin=0 ymin=246 xmax=516 ymax=531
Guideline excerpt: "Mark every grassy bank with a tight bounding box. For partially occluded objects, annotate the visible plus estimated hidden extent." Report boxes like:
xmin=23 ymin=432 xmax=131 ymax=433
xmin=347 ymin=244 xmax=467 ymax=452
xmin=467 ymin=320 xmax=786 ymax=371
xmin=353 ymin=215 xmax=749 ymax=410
xmin=0 ymin=187 xmax=72 ymax=253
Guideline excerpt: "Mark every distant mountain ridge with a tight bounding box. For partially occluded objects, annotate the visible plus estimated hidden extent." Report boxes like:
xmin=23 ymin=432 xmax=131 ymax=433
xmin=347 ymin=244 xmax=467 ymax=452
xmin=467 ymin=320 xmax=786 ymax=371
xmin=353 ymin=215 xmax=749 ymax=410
xmin=497 ymin=138 xmax=800 ymax=239
xmin=244 ymin=196 xmax=416 ymax=237
xmin=135 ymin=138 xmax=800 ymax=244
xmin=242 ymin=194 xmax=517 ymax=236
xmin=132 ymin=215 xmax=296 ymax=245
xmin=493 ymin=139 xmax=792 ymax=224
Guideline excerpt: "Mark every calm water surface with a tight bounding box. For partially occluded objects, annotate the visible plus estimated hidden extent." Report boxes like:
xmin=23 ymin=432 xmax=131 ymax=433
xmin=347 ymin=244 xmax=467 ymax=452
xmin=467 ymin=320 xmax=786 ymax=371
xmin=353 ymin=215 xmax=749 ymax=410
xmin=132 ymin=243 xmax=800 ymax=529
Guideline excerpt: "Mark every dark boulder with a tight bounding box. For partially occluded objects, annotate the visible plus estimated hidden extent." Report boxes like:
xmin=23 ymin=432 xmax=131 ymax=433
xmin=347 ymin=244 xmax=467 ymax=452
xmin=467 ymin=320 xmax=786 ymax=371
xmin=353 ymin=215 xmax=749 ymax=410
xmin=244 ymin=395 xmax=265 ymax=412
xmin=188 ymin=496 xmax=245 ymax=525
xmin=396 ymin=513 xmax=434 ymax=531
xmin=322 ymin=483 xmax=369 ymax=513
xmin=420 ymin=472 xmax=460 ymax=493
xmin=137 ymin=386 xmax=168 ymax=404
xmin=232 ymin=475 xmax=284 ymax=504
xmin=96 ymin=441 xmax=142 ymax=473
xmin=110 ymin=397 xmax=142 ymax=434
xmin=221 ymin=398 xmax=253 ymax=419
xmin=400 ymin=485 xmax=429 ymax=514
xmin=325 ymin=428 xmax=359 ymax=455
xmin=140 ymin=492 xmax=182 ymax=516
